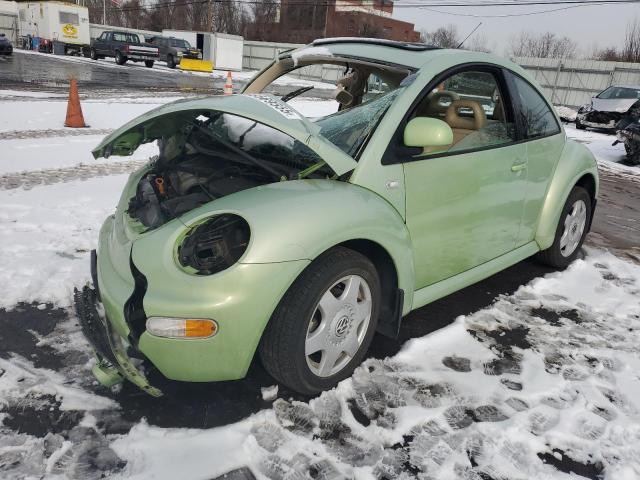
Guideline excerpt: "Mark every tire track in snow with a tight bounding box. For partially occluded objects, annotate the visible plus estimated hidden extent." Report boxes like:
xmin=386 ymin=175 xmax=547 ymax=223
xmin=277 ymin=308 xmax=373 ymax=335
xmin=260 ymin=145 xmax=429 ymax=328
xmin=0 ymin=159 xmax=146 ymax=190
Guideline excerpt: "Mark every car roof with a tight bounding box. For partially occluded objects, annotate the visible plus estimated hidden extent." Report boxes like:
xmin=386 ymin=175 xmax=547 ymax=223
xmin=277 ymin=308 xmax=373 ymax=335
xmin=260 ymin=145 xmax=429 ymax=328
xmin=287 ymin=37 xmax=523 ymax=71
xmin=607 ymin=84 xmax=640 ymax=89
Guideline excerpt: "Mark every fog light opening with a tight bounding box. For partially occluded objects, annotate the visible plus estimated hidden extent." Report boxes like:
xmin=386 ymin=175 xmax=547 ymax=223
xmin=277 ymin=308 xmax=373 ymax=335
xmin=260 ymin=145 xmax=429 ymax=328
xmin=146 ymin=317 xmax=218 ymax=339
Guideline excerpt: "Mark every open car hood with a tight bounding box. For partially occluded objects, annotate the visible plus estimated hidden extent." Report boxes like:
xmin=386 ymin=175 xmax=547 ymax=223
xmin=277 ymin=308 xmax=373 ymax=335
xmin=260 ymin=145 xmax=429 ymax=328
xmin=592 ymin=97 xmax=638 ymax=114
xmin=92 ymin=94 xmax=357 ymax=176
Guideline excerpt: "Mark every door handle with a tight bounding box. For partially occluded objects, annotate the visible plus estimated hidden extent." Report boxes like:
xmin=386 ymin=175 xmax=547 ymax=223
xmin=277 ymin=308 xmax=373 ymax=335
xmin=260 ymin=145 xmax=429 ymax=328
xmin=511 ymin=162 xmax=527 ymax=172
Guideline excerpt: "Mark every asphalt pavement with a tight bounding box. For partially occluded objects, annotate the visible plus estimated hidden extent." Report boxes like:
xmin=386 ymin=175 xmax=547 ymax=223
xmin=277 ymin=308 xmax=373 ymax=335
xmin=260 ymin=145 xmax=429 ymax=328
xmin=0 ymin=50 xmax=222 ymax=92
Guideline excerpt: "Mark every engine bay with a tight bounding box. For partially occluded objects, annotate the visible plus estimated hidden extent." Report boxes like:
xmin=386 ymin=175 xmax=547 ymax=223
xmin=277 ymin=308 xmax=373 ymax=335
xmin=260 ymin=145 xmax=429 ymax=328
xmin=127 ymin=111 xmax=333 ymax=229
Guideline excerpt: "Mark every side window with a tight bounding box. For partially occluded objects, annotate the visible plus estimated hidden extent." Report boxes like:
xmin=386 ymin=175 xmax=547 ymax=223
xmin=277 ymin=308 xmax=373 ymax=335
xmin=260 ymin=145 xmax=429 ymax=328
xmin=510 ymin=74 xmax=560 ymax=139
xmin=114 ymin=33 xmax=126 ymax=42
xmin=410 ymin=70 xmax=516 ymax=155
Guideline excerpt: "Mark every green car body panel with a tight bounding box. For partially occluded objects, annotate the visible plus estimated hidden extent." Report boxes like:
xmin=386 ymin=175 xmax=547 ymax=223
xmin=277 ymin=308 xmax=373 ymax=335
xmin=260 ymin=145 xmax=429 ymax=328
xmin=85 ymin=40 xmax=598 ymax=393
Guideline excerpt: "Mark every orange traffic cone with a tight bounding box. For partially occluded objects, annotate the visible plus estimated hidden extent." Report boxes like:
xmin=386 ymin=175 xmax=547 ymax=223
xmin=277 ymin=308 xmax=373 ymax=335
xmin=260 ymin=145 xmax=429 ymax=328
xmin=64 ymin=78 xmax=87 ymax=128
xmin=223 ymin=71 xmax=233 ymax=95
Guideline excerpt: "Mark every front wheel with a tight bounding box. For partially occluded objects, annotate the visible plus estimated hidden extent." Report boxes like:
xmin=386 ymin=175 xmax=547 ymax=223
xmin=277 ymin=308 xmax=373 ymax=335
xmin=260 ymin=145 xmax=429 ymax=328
xmin=144 ymin=60 xmax=154 ymax=68
xmin=259 ymin=247 xmax=380 ymax=395
xmin=575 ymin=119 xmax=586 ymax=130
xmin=90 ymin=48 xmax=98 ymax=60
xmin=535 ymin=186 xmax=591 ymax=269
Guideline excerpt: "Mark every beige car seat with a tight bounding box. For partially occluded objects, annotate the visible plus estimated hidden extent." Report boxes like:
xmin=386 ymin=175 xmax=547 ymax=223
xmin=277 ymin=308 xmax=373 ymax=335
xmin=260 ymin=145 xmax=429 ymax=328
xmin=444 ymin=100 xmax=487 ymax=145
xmin=416 ymin=90 xmax=460 ymax=118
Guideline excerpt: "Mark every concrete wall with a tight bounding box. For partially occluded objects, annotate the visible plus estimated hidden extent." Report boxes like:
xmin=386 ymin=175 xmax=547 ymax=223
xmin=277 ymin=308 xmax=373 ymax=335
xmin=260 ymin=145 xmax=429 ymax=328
xmin=0 ymin=0 xmax=18 ymax=43
xmin=515 ymin=56 xmax=640 ymax=108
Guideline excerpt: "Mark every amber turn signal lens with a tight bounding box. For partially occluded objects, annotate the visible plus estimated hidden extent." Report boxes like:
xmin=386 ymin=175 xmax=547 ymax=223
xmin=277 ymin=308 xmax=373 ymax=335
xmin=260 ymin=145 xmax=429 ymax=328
xmin=146 ymin=317 xmax=218 ymax=339
xmin=185 ymin=319 xmax=217 ymax=337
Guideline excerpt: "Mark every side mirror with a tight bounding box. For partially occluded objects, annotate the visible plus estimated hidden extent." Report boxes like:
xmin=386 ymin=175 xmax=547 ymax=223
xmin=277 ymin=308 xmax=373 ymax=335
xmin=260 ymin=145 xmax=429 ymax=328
xmin=403 ymin=117 xmax=453 ymax=150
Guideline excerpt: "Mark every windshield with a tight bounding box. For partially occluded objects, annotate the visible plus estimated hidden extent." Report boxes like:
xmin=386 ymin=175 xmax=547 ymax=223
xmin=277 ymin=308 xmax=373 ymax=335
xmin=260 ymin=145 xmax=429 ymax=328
xmin=598 ymin=87 xmax=640 ymax=100
xmin=314 ymin=88 xmax=403 ymax=157
xmin=171 ymin=38 xmax=190 ymax=48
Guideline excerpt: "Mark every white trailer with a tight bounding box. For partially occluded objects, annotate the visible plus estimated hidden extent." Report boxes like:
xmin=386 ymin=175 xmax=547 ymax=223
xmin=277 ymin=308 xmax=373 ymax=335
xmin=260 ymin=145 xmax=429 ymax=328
xmin=162 ymin=30 xmax=243 ymax=71
xmin=18 ymin=1 xmax=90 ymax=54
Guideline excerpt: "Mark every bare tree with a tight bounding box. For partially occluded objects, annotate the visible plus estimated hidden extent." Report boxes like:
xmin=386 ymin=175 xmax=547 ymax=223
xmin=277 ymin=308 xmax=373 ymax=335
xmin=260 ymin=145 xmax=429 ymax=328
xmin=621 ymin=17 xmax=640 ymax=62
xmin=466 ymin=33 xmax=491 ymax=53
xmin=247 ymin=0 xmax=280 ymax=41
xmin=508 ymin=31 xmax=577 ymax=59
xmin=421 ymin=24 xmax=459 ymax=48
xmin=590 ymin=46 xmax=622 ymax=61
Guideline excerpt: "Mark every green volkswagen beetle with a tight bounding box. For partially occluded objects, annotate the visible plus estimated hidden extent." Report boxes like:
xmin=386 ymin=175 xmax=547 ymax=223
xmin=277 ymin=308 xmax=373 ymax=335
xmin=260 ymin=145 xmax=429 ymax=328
xmin=76 ymin=38 xmax=598 ymax=396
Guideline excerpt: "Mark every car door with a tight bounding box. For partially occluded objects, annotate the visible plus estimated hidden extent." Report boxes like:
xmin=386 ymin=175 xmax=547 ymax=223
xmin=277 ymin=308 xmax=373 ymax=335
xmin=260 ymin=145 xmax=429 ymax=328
xmin=95 ymin=32 xmax=108 ymax=55
xmin=504 ymin=71 xmax=565 ymax=246
xmin=398 ymin=66 xmax=529 ymax=289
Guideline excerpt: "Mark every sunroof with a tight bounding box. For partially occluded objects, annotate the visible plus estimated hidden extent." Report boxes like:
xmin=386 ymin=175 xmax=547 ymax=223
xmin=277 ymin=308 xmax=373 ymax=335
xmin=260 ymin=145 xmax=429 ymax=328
xmin=312 ymin=38 xmax=440 ymax=51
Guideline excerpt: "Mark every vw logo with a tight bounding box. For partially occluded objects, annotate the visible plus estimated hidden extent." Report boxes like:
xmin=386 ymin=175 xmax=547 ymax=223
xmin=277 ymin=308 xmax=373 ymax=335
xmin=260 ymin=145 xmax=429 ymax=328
xmin=334 ymin=316 xmax=350 ymax=337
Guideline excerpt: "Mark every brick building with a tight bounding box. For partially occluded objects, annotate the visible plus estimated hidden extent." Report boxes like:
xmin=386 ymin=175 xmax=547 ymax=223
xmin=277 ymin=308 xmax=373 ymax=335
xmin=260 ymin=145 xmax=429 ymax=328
xmin=248 ymin=0 xmax=421 ymax=43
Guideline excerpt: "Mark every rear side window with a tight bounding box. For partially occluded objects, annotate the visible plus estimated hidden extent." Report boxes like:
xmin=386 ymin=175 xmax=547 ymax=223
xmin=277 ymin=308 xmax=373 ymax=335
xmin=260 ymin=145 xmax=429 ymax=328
xmin=510 ymin=74 xmax=560 ymax=139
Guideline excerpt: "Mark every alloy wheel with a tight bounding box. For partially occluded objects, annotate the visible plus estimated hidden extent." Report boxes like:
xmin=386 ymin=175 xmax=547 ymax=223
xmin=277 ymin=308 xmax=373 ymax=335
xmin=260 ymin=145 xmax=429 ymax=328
xmin=560 ymin=199 xmax=587 ymax=257
xmin=305 ymin=275 xmax=372 ymax=377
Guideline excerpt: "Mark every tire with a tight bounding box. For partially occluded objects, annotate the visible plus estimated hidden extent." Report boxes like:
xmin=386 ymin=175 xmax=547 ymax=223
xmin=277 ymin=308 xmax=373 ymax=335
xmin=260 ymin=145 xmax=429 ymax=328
xmin=90 ymin=48 xmax=98 ymax=60
xmin=167 ymin=54 xmax=175 ymax=69
xmin=115 ymin=51 xmax=127 ymax=65
xmin=624 ymin=141 xmax=640 ymax=166
xmin=535 ymin=186 xmax=592 ymax=269
xmin=575 ymin=119 xmax=586 ymax=130
xmin=145 ymin=60 xmax=154 ymax=68
xmin=259 ymin=246 xmax=381 ymax=395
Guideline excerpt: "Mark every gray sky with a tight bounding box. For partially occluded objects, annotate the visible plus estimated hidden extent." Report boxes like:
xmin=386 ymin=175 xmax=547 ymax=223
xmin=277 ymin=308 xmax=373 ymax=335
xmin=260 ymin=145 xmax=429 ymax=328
xmin=392 ymin=2 xmax=639 ymax=55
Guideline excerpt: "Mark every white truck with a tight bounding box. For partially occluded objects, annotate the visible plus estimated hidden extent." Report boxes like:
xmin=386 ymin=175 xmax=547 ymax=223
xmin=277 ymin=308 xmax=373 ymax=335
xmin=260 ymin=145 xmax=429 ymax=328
xmin=18 ymin=1 xmax=90 ymax=55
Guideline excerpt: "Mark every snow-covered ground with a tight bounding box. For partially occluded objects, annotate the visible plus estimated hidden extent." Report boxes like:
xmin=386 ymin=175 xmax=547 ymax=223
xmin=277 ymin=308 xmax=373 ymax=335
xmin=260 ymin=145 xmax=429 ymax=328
xmin=0 ymin=92 xmax=336 ymax=175
xmin=0 ymin=90 xmax=639 ymax=479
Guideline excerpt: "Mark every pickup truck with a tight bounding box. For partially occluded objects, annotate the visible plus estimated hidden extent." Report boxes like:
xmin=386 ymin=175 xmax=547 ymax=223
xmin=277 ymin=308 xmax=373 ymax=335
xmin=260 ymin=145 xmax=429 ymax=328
xmin=90 ymin=30 xmax=159 ymax=67
xmin=147 ymin=36 xmax=200 ymax=69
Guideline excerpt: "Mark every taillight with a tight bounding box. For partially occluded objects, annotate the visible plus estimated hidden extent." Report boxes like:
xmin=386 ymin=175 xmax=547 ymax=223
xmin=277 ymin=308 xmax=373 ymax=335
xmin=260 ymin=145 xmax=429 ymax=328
xmin=122 ymin=45 xmax=129 ymax=54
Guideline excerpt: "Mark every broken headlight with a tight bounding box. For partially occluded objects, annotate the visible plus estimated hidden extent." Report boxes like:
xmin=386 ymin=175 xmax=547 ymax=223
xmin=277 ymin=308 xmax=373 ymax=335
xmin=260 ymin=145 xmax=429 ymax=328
xmin=578 ymin=103 xmax=592 ymax=114
xmin=178 ymin=214 xmax=250 ymax=275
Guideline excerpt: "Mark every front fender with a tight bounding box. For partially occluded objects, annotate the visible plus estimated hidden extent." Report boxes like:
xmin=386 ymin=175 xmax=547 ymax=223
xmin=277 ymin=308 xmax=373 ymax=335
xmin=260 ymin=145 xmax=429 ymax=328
xmin=179 ymin=179 xmax=415 ymax=309
xmin=535 ymin=139 xmax=598 ymax=250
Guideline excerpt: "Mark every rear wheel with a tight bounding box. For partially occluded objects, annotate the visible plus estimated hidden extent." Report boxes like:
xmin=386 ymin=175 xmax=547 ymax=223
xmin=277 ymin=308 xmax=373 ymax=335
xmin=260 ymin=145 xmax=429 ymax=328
xmin=575 ymin=119 xmax=586 ymax=130
xmin=535 ymin=186 xmax=591 ymax=269
xmin=144 ymin=60 xmax=154 ymax=68
xmin=166 ymin=54 xmax=175 ymax=69
xmin=259 ymin=247 xmax=380 ymax=395
xmin=115 ymin=50 xmax=127 ymax=65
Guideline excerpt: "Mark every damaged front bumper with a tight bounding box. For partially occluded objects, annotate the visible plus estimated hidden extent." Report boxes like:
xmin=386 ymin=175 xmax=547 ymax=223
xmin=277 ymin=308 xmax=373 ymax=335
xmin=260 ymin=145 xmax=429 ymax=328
xmin=74 ymin=283 xmax=163 ymax=397
xmin=577 ymin=110 xmax=622 ymax=130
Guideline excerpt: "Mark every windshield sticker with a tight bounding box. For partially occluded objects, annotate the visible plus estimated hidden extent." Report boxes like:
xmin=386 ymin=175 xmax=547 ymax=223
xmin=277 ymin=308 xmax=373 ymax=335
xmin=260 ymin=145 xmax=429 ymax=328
xmin=247 ymin=94 xmax=301 ymax=120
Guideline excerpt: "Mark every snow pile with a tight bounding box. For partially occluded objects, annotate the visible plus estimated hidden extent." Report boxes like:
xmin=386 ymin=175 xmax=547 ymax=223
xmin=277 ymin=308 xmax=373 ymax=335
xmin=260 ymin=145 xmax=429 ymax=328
xmin=556 ymin=105 xmax=577 ymax=122
xmin=107 ymin=250 xmax=640 ymax=480
xmin=0 ymin=174 xmax=128 ymax=309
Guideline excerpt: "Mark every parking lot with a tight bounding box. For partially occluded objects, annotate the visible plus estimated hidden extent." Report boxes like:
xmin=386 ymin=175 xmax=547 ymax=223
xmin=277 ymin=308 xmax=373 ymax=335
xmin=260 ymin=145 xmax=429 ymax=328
xmin=0 ymin=50 xmax=639 ymax=479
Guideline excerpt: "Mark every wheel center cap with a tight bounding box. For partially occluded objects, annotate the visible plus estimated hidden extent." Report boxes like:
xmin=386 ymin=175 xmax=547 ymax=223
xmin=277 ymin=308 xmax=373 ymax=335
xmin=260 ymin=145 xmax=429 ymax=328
xmin=334 ymin=316 xmax=351 ymax=337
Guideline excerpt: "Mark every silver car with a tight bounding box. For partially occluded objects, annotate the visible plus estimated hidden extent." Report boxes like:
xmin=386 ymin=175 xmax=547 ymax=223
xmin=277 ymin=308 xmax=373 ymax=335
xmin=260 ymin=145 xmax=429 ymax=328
xmin=576 ymin=85 xmax=640 ymax=131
